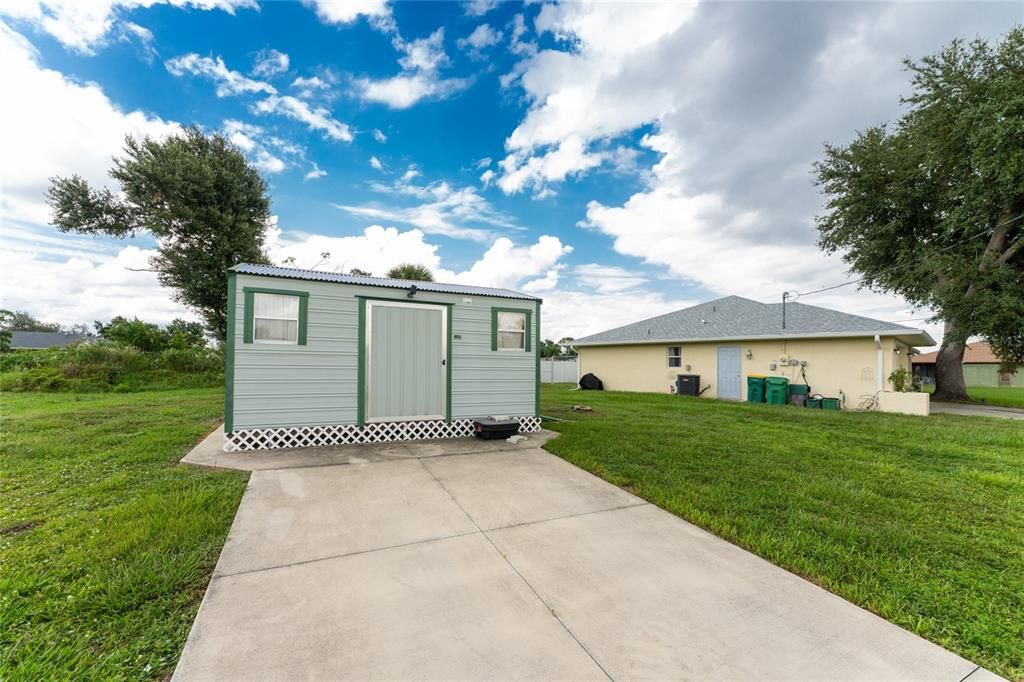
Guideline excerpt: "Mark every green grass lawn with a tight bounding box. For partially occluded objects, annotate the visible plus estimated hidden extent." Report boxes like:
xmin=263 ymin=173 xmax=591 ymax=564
xmin=542 ymin=385 xmax=1024 ymax=680
xmin=925 ymin=385 xmax=1024 ymax=409
xmin=0 ymin=389 xmax=246 ymax=680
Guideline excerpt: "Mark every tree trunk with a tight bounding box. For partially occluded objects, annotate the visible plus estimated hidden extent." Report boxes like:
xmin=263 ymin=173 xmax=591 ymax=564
xmin=932 ymin=319 xmax=969 ymax=402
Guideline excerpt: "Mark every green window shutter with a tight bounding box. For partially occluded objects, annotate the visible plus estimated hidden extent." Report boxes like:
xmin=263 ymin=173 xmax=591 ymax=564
xmin=298 ymin=295 xmax=309 ymax=345
xmin=243 ymin=290 xmax=254 ymax=344
xmin=524 ymin=311 xmax=532 ymax=352
xmin=491 ymin=307 xmax=498 ymax=351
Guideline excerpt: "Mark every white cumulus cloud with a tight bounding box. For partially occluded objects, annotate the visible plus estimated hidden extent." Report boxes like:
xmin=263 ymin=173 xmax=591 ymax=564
xmin=356 ymin=27 xmax=469 ymax=109
xmin=458 ymin=23 xmax=502 ymax=53
xmin=0 ymin=0 xmax=256 ymax=54
xmin=252 ymin=94 xmax=352 ymax=141
xmin=300 ymin=0 xmax=390 ymax=27
xmin=251 ymin=48 xmax=289 ymax=78
xmin=0 ymin=21 xmax=180 ymax=226
xmin=166 ymin=53 xmax=277 ymax=97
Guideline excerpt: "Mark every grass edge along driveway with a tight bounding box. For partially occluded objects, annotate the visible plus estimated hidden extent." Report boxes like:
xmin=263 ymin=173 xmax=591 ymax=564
xmin=541 ymin=384 xmax=1024 ymax=681
xmin=1 ymin=388 xmax=247 ymax=680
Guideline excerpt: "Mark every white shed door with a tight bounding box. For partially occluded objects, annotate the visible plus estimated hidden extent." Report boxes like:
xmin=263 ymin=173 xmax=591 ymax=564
xmin=366 ymin=301 xmax=446 ymax=421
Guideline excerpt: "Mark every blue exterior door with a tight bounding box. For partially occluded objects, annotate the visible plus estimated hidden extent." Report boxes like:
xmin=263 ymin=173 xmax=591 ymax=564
xmin=717 ymin=346 xmax=742 ymax=400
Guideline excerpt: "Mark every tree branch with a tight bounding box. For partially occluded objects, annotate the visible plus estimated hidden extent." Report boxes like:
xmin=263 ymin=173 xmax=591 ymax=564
xmin=997 ymin=234 xmax=1023 ymax=265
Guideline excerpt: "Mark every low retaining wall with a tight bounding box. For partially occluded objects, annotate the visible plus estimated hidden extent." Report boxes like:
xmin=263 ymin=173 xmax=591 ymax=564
xmin=224 ymin=416 xmax=543 ymax=452
xmin=877 ymin=391 xmax=930 ymax=416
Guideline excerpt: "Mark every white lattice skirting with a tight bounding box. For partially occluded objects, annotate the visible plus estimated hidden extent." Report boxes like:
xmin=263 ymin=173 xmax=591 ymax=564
xmin=224 ymin=416 xmax=542 ymax=452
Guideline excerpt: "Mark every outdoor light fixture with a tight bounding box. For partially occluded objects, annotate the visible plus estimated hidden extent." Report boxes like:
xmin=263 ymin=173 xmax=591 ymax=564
xmin=746 ymin=349 xmax=753 ymax=359
xmin=407 ymin=285 xmax=418 ymax=299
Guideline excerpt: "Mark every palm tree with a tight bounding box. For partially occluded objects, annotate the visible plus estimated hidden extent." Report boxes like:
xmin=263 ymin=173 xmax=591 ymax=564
xmin=386 ymin=263 xmax=434 ymax=281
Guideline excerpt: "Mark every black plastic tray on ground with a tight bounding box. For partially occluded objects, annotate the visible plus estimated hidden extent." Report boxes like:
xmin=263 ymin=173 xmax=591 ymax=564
xmin=473 ymin=417 xmax=521 ymax=440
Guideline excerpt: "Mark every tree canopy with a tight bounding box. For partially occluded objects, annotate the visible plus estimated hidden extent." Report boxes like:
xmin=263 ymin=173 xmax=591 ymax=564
xmin=47 ymin=126 xmax=272 ymax=340
xmin=386 ymin=263 xmax=434 ymax=281
xmin=1 ymin=310 xmax=62 ymax=333
xmin=95 ymin=316 xmax=207 ymax=352
xmin=814 ymin=28 xmax=1024 ymax=400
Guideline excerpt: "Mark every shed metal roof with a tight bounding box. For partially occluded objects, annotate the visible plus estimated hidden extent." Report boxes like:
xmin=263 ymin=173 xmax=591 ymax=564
xmin=574 ymin=295 xmax=934 ymax=346
xmin=231 ymin=263 xmax=542 ymax=301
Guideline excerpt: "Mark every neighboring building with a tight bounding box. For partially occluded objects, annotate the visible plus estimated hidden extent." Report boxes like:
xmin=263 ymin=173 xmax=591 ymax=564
xmin=10 ymin=331 xmax=91 ymax=348
xmin=573 ymin=296 xmax=934 ymax=404
xmin=223 ymin=264 xmax=541 ymax=451
xmin=912 ymin=341 xmax=1023 ymax=387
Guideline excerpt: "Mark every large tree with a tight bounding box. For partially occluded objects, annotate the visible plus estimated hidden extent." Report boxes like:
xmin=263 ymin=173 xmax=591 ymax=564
xmin=814 ymin=28 xmax=1024 ymax=401
xmin=47 ymin=126 xmax=271 ymax=340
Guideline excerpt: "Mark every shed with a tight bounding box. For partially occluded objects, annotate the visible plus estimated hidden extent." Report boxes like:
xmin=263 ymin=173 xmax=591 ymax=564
xmin=224 ymin=264 xmax=541 ymax=451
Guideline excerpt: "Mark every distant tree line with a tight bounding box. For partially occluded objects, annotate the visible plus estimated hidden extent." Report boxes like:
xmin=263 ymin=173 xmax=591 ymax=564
xmin=0 ymin=309 xmax=207 ymax=353
xmin=540 ymin=337 xmax=577 ymax=359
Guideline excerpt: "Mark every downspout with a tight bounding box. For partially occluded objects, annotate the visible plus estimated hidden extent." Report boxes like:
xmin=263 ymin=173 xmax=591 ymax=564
xmin=874 ymin=334 xmax=883 ymax=394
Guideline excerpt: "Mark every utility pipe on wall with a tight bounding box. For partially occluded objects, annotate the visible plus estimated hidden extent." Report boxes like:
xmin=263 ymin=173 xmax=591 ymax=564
xmin=874 ymin=334 xmax=883 ymax=394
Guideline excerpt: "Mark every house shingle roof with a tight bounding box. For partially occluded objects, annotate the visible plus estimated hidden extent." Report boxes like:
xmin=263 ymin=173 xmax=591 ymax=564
xmin=912 ymin=341 xmax=1000 ymax=365
xmin=10 ymin=331 xmax=91 ymax=349
xmin=574 ymin=295 xmax=934 ymax=346
xmin=231 ymin=263 xmax=541 ymax=301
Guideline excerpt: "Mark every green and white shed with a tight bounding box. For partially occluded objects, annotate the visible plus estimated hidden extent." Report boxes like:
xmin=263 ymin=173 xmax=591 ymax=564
xmin=224 ymin=264 xmax=542 ymax=451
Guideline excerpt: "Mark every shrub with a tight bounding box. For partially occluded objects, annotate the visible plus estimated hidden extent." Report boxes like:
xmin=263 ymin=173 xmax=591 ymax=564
xmin=0 ymin=341 xmax=223 ymax=393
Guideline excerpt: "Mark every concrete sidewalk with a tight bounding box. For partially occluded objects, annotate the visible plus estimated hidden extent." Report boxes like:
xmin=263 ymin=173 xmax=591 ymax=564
xmin=174 ymin=433 xmax=999 ymax=681
xmin=931 ymin=402 xmax=1024 ymax=420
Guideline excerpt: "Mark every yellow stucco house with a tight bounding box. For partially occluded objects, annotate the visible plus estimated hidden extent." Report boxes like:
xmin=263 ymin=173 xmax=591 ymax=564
xmin=574 ymin=296 xmax=934 ymax=408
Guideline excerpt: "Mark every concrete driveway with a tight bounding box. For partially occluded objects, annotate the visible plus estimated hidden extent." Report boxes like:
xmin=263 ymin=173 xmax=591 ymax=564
xmin=175 ymin=431 xmax=996 ymax=681
xmin=931 ymin=402 xmax=1024 ymax=420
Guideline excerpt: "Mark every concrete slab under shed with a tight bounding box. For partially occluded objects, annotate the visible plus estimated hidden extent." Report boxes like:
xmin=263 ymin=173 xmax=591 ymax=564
xmin=180 ymin=426 xmax=556 ymax=471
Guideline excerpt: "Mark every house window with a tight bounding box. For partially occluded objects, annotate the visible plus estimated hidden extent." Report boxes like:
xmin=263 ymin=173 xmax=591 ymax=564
xmin=491 ymin=307 xmax=532 ymax=352
xmin=253 ymin=293 xmax=299 ymax=343
xmin=668 ymin=346 xmax=682 ymax=367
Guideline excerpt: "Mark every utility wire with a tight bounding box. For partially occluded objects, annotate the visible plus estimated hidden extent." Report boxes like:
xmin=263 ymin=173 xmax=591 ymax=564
xmin=794 ymin=212 xmax=1024 ymax=298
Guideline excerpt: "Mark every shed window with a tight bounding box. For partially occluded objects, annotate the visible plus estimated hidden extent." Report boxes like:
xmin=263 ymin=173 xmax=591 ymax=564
xmin=491 ymin=307 xmax=532 ymax=352
xmin=253 ymin=293 xmax=299 ymax=344
xmin=668 ymin=346 xmax=682 ymax=367
xmin=498 ymin=312 xmax=526 ymax=350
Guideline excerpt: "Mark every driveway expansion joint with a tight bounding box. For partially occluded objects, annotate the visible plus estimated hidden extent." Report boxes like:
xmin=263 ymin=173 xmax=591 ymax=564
xmin=958 ymin=665 xmax=982 ymax=681
xmin=481 ymin=500 xmax=650 ymax=533
xmin=212 ymin=528 xmax=482 ymax=579
xmin=416 ymin=458 xmax=616 ymax=682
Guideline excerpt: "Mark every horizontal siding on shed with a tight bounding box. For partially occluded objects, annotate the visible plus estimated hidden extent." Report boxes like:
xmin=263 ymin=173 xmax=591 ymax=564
xmin=230 ymin=273 xmax=537 ymax=430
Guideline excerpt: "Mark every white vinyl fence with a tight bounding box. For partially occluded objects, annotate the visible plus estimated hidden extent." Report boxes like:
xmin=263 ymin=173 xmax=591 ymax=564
xmin=540 ymin=358 xmax=579 ymax=383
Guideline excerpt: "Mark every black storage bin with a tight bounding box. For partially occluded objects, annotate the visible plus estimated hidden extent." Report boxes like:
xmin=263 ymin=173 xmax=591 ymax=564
xmin=473 ymin=417 xmax=521 ymax=440
xmin=676 ymin=374 xmax=700 ymax=396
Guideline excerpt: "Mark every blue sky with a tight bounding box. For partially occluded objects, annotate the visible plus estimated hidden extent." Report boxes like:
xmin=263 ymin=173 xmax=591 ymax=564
xmin=1 ymin=0 xmax=1020 ymax=342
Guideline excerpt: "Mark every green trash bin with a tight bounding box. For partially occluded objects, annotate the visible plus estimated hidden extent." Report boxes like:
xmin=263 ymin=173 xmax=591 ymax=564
xmin=788 ymin=383 xmax=809 ymax=398
xmin=822 ymin=397 xmax=841 ymax=411
xmin=805 ymin=397 xmax=823 ymax=409
xmin=746 ymin=376 xmax=767 ymax=403
xmin=765 ymin=377 xmax=789 ymax=405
